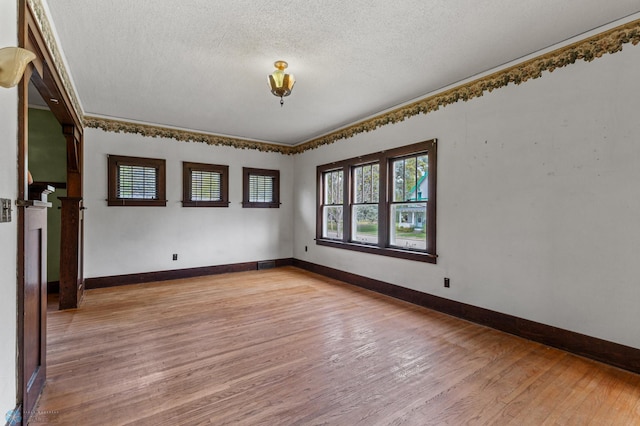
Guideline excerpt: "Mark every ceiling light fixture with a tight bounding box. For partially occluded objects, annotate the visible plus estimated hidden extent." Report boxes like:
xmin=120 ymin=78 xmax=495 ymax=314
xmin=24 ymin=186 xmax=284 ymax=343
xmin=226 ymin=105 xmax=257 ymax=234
xmin=268 ymin=60 xmax=295 ymax=107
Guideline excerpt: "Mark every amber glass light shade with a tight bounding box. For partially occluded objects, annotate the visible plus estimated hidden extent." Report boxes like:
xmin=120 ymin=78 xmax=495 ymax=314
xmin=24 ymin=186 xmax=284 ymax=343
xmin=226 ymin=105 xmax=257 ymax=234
xmin=268 ymin=60 xmax=295 ymax=100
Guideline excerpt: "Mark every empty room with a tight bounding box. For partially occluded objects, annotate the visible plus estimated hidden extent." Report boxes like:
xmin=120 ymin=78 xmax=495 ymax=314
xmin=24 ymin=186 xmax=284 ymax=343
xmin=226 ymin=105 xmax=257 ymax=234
xmin=1 ymin=1 xmax=640 ymax=424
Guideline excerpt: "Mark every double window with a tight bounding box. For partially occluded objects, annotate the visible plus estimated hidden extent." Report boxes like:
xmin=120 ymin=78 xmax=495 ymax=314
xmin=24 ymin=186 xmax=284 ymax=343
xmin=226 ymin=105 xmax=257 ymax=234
xmin=317 ymin=139 xmax=437 ymax=263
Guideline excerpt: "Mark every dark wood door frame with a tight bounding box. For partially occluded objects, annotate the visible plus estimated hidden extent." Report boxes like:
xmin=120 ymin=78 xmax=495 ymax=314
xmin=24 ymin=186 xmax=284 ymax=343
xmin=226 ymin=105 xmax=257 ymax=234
xmin=17 ymin=0 xmax=84 ymax=422
xmin=19 ymin=1 xmax=85 ymax=305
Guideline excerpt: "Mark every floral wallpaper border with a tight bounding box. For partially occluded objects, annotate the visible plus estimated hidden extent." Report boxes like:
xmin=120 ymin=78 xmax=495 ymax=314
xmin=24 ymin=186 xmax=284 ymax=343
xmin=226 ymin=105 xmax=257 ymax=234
xmin=83 ymin=117 xmax=290 ymax=154
xmin=28 ymin=1 xmax=639 ymax=155
xmin=291 ymin=18 xmax=640 ymax=154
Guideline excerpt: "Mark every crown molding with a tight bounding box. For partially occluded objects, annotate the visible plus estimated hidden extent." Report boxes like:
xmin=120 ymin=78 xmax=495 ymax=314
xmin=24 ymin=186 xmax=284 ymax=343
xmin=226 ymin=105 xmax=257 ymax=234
xmin=27 ymin=0 xmax=84 ymax=125
xmin=28 ymin=2 xmax=639 ymax=155
xmin=83 ymin=116 xmax=294 ymax=154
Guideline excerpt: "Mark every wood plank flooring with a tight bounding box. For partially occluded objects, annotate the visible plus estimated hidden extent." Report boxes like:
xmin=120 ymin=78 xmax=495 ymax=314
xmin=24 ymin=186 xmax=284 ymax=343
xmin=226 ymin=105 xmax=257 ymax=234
xmin=33 ymin=267 xmax=640 ymax=425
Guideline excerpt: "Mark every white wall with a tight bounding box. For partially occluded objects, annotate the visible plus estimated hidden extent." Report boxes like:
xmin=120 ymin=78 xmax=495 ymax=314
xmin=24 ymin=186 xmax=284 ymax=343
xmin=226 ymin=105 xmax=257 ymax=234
xmin=0 ymin=0 xmax=19 ymax=415
xmin=293 ymin=42 xmax=640 ymax=349
xmin=83 ymin=129 xmax=294 ymax=278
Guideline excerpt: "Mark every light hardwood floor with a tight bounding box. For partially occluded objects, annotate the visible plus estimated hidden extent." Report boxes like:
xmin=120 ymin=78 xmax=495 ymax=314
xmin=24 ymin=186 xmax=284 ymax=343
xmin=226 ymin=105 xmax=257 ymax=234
xmin=33 ymin=267 xmax=640 ymax=425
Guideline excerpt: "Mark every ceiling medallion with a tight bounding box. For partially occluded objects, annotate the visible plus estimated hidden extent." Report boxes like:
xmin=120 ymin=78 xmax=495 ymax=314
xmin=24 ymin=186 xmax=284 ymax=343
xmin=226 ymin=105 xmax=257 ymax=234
xmin=268 ymin=60 xmax=295 ymax=107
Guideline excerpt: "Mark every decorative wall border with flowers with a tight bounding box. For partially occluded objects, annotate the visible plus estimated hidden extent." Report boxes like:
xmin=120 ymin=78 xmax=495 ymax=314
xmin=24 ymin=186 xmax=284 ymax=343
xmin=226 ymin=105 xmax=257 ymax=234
xmin=26 ymin=0 xmax=639 ymax=156
xmin=291 ymin=18 xmax=640 ymax=154
xmin=83 ymin=117 xmax=290 ymax=154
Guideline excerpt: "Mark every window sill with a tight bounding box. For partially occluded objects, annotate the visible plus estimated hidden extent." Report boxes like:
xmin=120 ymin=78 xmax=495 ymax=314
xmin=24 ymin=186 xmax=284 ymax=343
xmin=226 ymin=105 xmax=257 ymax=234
xmin=315 ymin=238 xmax=437 ymax=263
xmin=182 ymin=201 xmax=230 ymax=207
xmin=242 ymin=202 xmax=281 ymax=208
xmin=107 ymin=199 xmax=167 ymax=207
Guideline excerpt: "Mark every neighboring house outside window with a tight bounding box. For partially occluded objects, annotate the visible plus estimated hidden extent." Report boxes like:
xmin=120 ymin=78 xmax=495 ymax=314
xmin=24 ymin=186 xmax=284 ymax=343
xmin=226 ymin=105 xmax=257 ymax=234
xmin=316 ymin=139 xmax=437 ymax=263
xmin=390 ymin=154 xmax=429 ymax=250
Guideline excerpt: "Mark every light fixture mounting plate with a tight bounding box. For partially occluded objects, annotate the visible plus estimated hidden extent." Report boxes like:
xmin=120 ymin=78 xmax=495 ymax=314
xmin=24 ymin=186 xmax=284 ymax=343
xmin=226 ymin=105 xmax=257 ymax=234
xmin=274 ymin=60 xmax=288 ymax=71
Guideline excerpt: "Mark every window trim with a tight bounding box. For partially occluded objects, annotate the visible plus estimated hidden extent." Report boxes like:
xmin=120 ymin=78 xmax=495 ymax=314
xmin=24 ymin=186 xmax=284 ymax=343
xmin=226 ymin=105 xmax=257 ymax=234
xmin=182 ymin=161 xmax=229 ymax=207
xmin=242 ymin=167 xmax=280 ymax=208
xmin=107 ymin=155 xmax=167 ymax=207
xmin=316 ymin=139 xmax=437 ymax=263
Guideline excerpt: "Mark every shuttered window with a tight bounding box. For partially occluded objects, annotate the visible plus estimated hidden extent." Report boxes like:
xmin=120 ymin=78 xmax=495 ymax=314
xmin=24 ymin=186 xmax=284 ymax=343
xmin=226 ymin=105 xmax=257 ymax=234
xmin=192 ymin=170 xmax=221 ymax=201
xmin=182 ymin=162 xmax=229 ymax=207
xmin=108 ymin=155 xmax=166 ymax=207
xmin=117 ymin=165 xmax=157 ymax=199
xmin=249 ymin=174 xmax=274 ymax=203
xmin=243 ymin=167 xmax=280 ymax=208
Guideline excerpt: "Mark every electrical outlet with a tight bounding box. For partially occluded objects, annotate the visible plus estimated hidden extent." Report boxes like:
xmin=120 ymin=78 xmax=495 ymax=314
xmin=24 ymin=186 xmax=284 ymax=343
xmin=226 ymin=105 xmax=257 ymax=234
xmin=172 ymin=254 xmax=178 ymax=261
xmin=444 ymin=278 xmax=450 ymax=288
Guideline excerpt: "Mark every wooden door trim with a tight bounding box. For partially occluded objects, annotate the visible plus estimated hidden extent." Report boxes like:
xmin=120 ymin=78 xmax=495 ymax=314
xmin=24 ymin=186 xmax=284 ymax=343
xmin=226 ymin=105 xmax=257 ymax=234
xmin=19 ymin=0 xmax=85 ymax=309
xmin=17 ymin=0 xmax=85 ymax=422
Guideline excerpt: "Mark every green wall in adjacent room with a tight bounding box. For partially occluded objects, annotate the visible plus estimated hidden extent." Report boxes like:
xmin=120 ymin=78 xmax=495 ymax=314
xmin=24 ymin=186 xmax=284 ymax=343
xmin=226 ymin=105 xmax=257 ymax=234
xmin=28 ymin=108 xmax=67 ymax=284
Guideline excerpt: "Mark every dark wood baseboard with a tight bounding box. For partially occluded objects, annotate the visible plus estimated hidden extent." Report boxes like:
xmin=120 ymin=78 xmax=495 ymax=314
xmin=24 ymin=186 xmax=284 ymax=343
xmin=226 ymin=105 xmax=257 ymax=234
xmin=85 ymin=258 xmax=293 ymax=289
xmin=292 ymin=259 xmax=640 ymax=375
xmin=82 ymin=257 xmax=640 ymax=374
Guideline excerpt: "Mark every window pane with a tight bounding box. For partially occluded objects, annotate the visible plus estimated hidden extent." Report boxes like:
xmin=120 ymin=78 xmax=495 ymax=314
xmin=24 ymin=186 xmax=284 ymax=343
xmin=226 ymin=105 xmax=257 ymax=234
xmin=117 ymin=164 xmax=157 ymax=199
xmin=324 ymin=172 xmax=332 ymax=204
xmin=416 ymin=155 xmax=429 ymax=201
xmin=323 ymin=206 xmax=343 ymax=239
xmin=371 ymin=164 xmax=379 ymax=203
xmin=352 ymin=205 xmax=378 ymax=244
xmin=393 ymin=159 xmax=405 ymax=202
xmin=249 ymin=175 xmax=274 ymax=202
xmin=324 ymin=170 xmax=343 ymax=204
xmin=393 ymin=155 xmax=428 ymax=202
xmin=191 ymin=170 xmax=221 ymax=201
xmin=354 ymin=167 xmax=363 ymax=203
xmin=389 ymin=202 xmax=427 ymax=250
xmin=353 ymin=163 xmax=379 ymax=203
xmin=404 ymin=157 xmax=416 ymax=200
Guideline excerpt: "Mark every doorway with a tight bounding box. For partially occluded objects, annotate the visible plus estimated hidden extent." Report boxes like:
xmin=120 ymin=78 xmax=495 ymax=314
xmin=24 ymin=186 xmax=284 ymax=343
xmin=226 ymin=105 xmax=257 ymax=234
xmin=27 ymin=87 xmax=67 ymax=304
xmin=17 ymin=1 xmax=85 ymax=422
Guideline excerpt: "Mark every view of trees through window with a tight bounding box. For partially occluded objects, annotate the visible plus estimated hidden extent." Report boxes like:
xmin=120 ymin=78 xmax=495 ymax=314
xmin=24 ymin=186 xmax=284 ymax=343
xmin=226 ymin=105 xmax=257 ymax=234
xmin=322 ymin=170 xmax=343 ymax=238
xmin=352 ymin=163 xmax=379 ymax=243
xmin=391 ymin=154 xmax=428 ymax=250
xmin=317 ymin=139 xmax=436 ymax=263
xmin=393 ymin=155 xmax=428 ymax=202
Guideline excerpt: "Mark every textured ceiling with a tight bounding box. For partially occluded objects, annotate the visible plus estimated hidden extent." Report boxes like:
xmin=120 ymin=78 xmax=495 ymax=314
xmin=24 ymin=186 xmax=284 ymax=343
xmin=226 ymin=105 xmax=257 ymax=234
xmin=43 ymin=1 xmax=640 ymax=145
